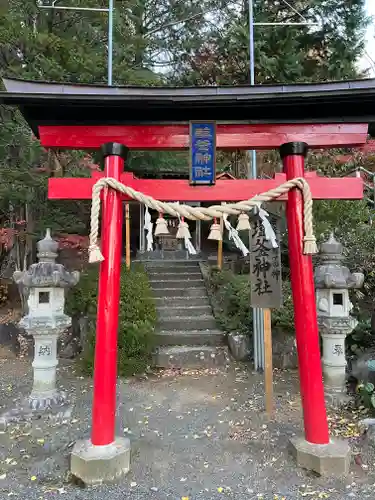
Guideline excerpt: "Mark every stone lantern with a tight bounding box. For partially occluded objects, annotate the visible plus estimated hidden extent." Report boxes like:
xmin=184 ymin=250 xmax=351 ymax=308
xmin=13 ymin=229 xmax=79 ymax=411
xmin=314 ymin=233 xmax=364 ymax=406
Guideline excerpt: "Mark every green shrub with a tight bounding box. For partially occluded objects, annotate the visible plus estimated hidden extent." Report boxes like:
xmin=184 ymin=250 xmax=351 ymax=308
xmin=206 ymin=268 xmax=252 ymax=333
xmin=66 ymin=263 xmax=157 ymax=376
xmin=347 ymin=319 xmax=374 ymax=356
xmin=357 ymin=382 xmax=375 ymax=413
xmin=205 ymin=267 xmax=294 ymax=335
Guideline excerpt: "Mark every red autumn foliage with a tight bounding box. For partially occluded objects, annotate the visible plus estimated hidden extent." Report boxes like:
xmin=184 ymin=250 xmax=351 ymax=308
xmin=335 ymin=141 xmax=375 ymax=165
xmin=79 ymin=155 xmax=100 ymax=171
xmin=0 ymin=228 xmax=16 ymax=251
xmin=56 ymin=233 xmax=89 ymax=251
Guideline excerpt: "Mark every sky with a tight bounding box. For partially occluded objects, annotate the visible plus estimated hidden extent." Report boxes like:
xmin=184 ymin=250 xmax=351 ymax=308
xmin=361 ymin=0 xmax=375 ymax=76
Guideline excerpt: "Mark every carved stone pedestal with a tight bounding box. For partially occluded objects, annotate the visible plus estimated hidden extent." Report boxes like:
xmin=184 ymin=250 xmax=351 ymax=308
xmin=319 ymin=318 xmax=357 ymax=408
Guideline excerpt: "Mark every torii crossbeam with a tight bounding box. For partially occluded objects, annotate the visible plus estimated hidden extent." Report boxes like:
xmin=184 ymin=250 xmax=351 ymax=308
xmin=1 ymin=76 xmax=373 ymax=483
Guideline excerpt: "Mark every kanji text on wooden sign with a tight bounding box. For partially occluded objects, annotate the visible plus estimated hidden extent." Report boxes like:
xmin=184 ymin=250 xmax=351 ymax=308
xmin=250 ymin=214 xmax=282 ymax=309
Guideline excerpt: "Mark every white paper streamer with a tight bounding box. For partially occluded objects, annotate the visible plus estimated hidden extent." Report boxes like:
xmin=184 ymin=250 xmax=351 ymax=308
xmin=185 ymin=236 xmax=197 ymax=255
xmin=144 ymin=206 xmax=154 ymax=251
xmin=258 ymin=208 xmax=278 ymax=248
xmin=223 ymin=214 xmax=249 ymax=257
xmin=176 ymin=201 xmax=197 ymax=255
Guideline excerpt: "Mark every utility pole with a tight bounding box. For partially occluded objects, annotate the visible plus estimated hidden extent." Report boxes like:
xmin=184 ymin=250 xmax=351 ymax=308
xmin=248 ymin=0 xmax=319 ymax=372
xmin=38 ymin=0 xmax=114 ymax=86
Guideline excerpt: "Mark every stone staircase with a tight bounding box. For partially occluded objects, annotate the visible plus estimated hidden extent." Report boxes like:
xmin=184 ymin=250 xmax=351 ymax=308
xmin=146 ymin=261 xmax=228 ymax=368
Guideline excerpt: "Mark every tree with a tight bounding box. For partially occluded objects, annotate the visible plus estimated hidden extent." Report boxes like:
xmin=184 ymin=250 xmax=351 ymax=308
xmin=173 ymin=0 xmax=368 ymax=85
xmin=0 ymin=0 xmax=370 ymax=277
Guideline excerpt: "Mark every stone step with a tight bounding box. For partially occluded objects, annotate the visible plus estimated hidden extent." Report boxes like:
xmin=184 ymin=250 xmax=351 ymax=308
xmin=152 ymin=345 xmax=229 ymax=368
xmin=159 ymin=315 xmax=217 ymax=331
xmin=156 ymin=305 xmax=213 ymax=317
xmin=152 ymin=288 xmax=207 ymax=298
xmin=146 ymin=264 xmax=201 ymax=273
xmin=150 ymin=279 xmax=205 ymax=289
xmin=156 ymin=329 xmax=225 ymax=346
xmin=148 ymin=272 xmax=203 ymax=280
xmin=146 ymin=261 xmax=200 ymax=266
xmin=154 ymin=296 xmax=210 ymax=307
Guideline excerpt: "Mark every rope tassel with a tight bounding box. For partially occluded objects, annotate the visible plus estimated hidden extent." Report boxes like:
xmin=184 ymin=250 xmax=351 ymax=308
xmin=303 ymin=235 xmax=318 ymax=254
xmin=88 ymin=176 xmax=318 ymax=263
xmin=208 ymin=219 xmax=222 ymax=241
xmin=176 ymin=218 xmax=191 ymax=239
xmin=88 ymin=244 xmax=104 ymax=264
xmin=154 ymin=213 xmax=169 ymax=236
xmin=236 ymin=212 xmax=251 ymax=231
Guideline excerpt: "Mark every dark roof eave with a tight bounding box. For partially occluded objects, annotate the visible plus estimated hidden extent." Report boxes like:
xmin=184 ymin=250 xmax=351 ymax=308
xmin=1 ymin=77 xmax=375 ymax=136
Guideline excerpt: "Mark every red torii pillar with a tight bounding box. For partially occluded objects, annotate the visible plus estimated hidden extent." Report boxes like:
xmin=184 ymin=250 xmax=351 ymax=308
xmin=45 ymin=123 xmax=366 ymax=481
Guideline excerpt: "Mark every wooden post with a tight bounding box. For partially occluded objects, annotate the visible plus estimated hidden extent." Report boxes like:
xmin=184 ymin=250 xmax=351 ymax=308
xmin=125 ymin=203 xmax=130 ymax=269
xmin=217 ymin=204 xmax=224 ymax=269
xmin=263 ymin=308 xmax=273 ymax=417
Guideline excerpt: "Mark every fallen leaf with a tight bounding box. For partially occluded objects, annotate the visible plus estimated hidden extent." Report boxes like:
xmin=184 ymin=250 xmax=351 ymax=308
xmin=218 ymin=487 xmax=224 ymax=493
xmin=30 ymin=476 xmax=37 ymax=481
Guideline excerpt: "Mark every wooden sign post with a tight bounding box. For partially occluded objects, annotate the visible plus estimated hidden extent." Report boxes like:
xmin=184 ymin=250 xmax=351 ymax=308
xmin=250 ymin=212 xmax=282 ymax=417
xmin=263 ymin=308 xmax=273 ymax=416
xmin=217 ymin=203 xmax=225 ymax=269
xmin=125 ymin=203 xmax=130 ymax=269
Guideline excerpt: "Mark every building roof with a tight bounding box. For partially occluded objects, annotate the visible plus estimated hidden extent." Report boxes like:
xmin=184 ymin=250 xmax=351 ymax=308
xmin=1 ymin=77 xmax=375 ymax=136
xmin=216 ymin=172 xmax=237 ymax=180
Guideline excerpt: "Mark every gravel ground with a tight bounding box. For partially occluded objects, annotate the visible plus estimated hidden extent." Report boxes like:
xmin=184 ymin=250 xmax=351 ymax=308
xmin=0 ymin=358 xmax=374 ymax=500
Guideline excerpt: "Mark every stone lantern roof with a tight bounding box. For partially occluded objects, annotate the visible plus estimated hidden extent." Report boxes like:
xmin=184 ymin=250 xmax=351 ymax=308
xmin=319 ymin=233 xmax=343 ymax=262
xmin=314 ymin=233 xmax=364 ymax=289
xmin=13 ymin=229 xmax=80 ymax=289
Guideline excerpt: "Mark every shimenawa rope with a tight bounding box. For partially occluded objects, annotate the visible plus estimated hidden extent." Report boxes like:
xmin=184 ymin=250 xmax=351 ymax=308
xmin=88 ymin=177 xmax=317 ymax=263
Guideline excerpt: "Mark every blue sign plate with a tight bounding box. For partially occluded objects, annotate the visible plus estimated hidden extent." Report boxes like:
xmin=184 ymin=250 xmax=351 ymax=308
xmin=189 ymin=121 xmax=216 ymax=185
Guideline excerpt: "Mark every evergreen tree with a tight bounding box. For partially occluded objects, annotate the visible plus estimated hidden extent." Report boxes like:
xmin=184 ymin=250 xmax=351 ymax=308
xmin=0 ymin=0 xmax=370 ymax=275
xmin=173 ymin=0 xmax=368 ymax=85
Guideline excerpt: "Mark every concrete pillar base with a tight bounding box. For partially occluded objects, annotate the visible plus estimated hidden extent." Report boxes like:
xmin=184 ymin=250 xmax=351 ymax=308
xmin=70 ymin=437 xmax=131 ymax=485
xmin=289 ymin=436 xmax=350 ymax=476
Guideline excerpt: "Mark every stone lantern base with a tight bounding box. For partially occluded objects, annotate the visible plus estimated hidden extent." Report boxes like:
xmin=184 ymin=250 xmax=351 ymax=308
xmin=324 ymin=390 xmax=351 ymax=410
xmin=0 ymin=395 xmax=73 ymax=432
xmin=28 ymin=388 xmax=66 ymax=411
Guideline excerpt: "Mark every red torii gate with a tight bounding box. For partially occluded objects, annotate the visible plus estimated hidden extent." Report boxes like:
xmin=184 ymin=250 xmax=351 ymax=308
xmin=46 ymin=126 xmax=364 ymax=447
xmin=1 ymin=77 xmax=373 ymax=482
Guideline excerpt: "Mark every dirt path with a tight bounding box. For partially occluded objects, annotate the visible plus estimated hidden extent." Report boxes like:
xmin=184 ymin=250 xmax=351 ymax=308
xmin=0 ymin=359 xmax=374 ymax=499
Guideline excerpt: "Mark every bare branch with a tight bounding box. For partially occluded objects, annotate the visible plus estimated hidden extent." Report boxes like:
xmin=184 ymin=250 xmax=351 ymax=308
xmin=145 ymin=10 xmax=212 ymax=38
xmin=280 ymin=0 xmax=308 ymax=22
